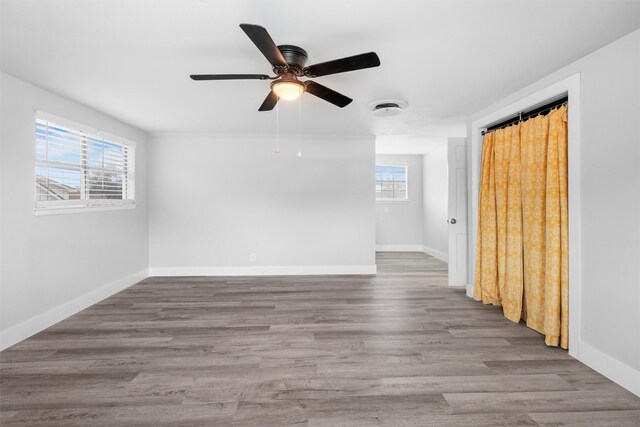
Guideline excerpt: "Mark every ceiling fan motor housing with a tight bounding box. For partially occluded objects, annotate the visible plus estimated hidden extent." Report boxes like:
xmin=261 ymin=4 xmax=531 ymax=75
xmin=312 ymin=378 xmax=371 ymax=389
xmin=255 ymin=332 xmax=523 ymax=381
xmin=276 ymin=45 xmax=308 ymax=75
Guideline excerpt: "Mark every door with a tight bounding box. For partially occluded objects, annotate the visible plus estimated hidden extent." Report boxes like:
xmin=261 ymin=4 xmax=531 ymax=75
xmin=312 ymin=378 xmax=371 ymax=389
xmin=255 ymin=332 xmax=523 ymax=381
xmin=448 ymin=137 xmax=468 ymax=286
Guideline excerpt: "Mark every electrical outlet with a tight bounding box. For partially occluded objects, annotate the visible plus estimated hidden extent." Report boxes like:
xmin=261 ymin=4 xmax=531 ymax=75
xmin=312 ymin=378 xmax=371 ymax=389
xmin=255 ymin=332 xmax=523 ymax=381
xmin=384 ymin=207 xmax=389 ymax=213
xmin=249 ymin=253 xmax=257 ymax=262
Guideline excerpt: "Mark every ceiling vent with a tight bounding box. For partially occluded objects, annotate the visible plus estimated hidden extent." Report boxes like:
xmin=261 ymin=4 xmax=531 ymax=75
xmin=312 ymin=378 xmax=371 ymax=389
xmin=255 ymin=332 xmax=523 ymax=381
xmin=368 ymin=99 xmax=408 ymax=117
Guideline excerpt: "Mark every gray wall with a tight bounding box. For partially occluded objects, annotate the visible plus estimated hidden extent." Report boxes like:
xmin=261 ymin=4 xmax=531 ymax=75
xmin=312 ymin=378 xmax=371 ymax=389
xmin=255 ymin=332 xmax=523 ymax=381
xmin=0 ymin=72 xmax=149 ymax=343
xmin=148 ymin=134 xmax=376 ymax=272
xmin=422 ymin=146 xmax=449 ymax=255
xmin=469 ymin=30 xmax=640 ymax=373
xmin=375 ymin=154 xmax=424 ymax=248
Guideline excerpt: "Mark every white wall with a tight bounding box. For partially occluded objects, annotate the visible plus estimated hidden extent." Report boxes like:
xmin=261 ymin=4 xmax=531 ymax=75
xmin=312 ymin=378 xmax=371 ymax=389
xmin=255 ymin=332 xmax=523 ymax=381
xmin=422 ymin=145 xmax=449 ymax=256
xmin=0 ymin=72 xmax=149 ymax=349
xmin=468 ymin=30 xmax=640 ymax=392
xmin=375 ymin=154 xmax=423 ymax=250
xmin=148 ymin=134 xmax=376 ymax=275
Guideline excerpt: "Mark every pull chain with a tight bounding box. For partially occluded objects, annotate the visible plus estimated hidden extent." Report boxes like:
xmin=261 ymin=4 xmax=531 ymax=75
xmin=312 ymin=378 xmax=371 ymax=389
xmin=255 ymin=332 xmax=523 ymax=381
xmin=274 ymin=104 xmax=280 ymax=153
xmin=297 ymin=97 xmax=302 ymax=157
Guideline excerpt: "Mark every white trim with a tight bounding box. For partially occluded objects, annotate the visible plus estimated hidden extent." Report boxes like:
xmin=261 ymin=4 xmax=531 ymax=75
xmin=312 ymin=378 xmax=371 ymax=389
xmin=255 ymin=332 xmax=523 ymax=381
xmin=422 ymin=246 xmax=449 ymax=262
xmin=579 ymin=340 xmax=640 ymax=397
xmin=149 ymin=265 xmax=377 ymax=277
xmin=0 ymin=269 xmax=149 ymax=350
xmin=469 ymin=73 xmax=581 ymax=358
xmin=376 ymin=244 xmax=424 ymax=252
xmin=34 ymin=203 xmax=136 ymax=216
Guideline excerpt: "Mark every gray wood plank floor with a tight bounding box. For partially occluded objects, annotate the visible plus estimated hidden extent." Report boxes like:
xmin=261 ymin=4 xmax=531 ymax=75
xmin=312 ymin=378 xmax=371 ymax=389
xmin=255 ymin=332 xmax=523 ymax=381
xmin=1 ymin=252 xmax=639 ymax=426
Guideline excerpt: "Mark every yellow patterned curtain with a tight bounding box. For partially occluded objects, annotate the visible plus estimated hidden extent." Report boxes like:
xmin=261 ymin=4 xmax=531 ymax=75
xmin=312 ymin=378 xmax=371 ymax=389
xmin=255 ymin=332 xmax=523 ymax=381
xmin=474 ymin=105 xmax=569 ymax=349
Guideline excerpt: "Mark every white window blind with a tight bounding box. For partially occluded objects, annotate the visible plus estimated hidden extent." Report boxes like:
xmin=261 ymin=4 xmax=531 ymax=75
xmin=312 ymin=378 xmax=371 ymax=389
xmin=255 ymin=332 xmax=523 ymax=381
xmin=35 ymin=112 xmax=135 ymax=212
xmin=376 ymin=164 xmax=408 ymax=200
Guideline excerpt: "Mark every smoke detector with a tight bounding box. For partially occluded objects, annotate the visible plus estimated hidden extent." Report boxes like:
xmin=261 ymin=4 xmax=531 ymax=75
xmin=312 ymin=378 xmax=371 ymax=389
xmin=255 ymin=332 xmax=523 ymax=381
xmin=368 ymin=99 xmax=408 ymax=117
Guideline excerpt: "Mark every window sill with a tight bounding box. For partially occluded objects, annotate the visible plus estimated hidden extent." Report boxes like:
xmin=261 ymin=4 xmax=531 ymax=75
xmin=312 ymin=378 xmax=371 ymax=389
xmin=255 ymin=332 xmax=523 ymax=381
xmin=34 ymin=204 xmax=136 ymax=216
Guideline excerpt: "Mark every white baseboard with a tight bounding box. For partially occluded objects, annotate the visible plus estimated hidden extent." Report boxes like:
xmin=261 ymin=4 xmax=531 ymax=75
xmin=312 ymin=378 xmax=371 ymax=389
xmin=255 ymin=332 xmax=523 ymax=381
xmin=578 ymin=340 xmax=640 ymax=397
xmin=376 ymin=244 xmax=424 ymax=252
xmin=149 ymin=264 xmax=377 ymax=277
xmin=0 ymin=269 xmax=149 ymax=351
xmin=422 ymin=245 xmax=449 ymax=262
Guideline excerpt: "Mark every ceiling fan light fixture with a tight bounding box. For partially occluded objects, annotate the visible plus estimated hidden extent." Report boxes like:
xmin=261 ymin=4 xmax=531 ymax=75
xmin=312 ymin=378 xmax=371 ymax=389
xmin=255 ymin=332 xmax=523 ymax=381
xmin=272 ymin=80 xmax=304 ymax=100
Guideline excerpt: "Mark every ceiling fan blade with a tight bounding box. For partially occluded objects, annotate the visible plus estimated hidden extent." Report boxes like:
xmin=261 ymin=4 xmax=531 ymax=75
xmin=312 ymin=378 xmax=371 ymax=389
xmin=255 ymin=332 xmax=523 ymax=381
xmin=190 ymin=74 xmax=271 ymax=81
xmin=239 ymin=24 xmax=287 ymax=67
xmin=304 ymin=52 xmax=380 ymax=78
xmin=304 ymin=81 xmax=352 ymax=108
xmin=258 ymin=91 xmax=279 ymax=111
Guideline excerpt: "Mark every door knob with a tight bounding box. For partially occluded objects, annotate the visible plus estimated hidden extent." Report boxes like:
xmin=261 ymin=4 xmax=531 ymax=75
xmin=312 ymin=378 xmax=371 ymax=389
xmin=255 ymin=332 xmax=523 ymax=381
xmin=448 ymin=218 xmax=457 ymax=224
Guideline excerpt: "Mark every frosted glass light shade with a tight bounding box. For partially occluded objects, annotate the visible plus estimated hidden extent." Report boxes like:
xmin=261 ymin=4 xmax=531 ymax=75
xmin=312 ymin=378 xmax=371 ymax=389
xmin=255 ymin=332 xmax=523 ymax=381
xmin=272 ymin=81 xmax=304 ymax=100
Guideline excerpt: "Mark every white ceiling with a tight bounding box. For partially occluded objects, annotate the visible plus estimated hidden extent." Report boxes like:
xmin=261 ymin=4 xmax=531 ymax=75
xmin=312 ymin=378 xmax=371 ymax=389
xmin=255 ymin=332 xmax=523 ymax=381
xmin=2 ymin=0 xmax=639 ymax=144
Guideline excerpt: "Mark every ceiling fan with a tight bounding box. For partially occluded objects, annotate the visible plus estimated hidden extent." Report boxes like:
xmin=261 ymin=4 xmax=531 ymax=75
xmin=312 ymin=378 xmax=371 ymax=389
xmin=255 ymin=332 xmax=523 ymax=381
xmin=190 ymin=24 xmax=381 ymax=111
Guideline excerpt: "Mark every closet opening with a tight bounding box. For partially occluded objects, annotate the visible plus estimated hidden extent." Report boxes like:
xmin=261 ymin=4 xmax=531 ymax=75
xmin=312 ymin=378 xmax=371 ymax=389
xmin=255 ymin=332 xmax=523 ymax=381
xmin=475 ymin=96 xmax=569 ymax=348
xmin=469 ymin=73 xmax=581 ymax=358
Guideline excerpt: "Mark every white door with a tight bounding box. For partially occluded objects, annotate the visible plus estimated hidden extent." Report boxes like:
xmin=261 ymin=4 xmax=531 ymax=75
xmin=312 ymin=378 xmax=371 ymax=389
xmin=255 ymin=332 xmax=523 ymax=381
xmin=447 ymin=137 xmax=468 ymax=286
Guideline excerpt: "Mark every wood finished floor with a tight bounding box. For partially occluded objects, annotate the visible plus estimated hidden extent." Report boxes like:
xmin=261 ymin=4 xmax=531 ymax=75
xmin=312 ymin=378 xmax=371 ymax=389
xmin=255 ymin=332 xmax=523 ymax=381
xmin=1 ymin=252 xmax=639 ymax=426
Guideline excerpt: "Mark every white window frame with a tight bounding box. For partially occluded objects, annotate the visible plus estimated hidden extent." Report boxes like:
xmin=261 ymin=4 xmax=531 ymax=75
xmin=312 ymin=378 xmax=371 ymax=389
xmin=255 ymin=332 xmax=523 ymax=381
xmin=375 ymin=163 xmax=409 ymax=202
xmin=34 ymin=110 xmax=137 ymax=216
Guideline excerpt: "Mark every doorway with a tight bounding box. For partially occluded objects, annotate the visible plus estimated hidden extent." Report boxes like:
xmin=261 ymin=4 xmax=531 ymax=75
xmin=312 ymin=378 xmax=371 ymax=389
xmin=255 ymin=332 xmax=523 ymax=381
xmin=374 ymin=149 xmax=450 ymax=278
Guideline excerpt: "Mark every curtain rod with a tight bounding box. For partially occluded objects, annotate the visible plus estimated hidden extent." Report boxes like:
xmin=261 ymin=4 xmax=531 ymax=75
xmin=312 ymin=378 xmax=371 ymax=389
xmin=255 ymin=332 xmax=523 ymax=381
xmin=481 ymin=96 xmax=568 ymax=135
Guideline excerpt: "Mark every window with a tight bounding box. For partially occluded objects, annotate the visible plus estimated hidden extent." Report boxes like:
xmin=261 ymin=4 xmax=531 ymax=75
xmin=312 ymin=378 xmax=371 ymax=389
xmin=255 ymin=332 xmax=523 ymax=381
xmin=35 ymin=111 xmax=135 ymax=214
xmin=376 ymin=164 xmax=408 ymax=201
